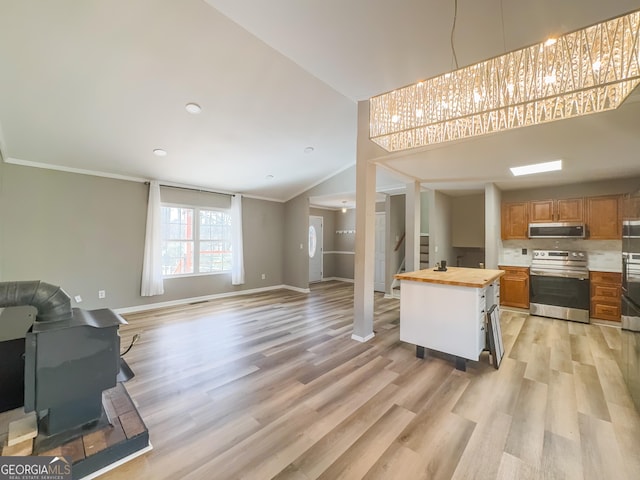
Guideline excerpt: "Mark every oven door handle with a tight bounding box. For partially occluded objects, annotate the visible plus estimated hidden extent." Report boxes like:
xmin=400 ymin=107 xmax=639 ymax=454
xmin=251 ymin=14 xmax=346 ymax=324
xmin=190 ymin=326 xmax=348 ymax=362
xmin=530 ymin=268 xmax=589 ymax=280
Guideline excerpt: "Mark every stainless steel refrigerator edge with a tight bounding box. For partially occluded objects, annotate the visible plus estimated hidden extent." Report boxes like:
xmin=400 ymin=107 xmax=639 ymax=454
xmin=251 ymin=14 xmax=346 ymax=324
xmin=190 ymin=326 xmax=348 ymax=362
xmin=621 ymin=190 xmax=640 ymax=413
xmin=622 ymin=191 xmax=640 ymax=332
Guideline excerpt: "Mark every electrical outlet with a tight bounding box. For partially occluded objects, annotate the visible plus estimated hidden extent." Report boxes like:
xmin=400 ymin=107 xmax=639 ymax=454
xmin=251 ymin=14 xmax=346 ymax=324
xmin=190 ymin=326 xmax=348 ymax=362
xmin=261 ymin=273 xmax=266 ymax=280
xmin=98 ymin=290 xmax=106 ymax=299
xmin=74 ymin=295 xmax=82 ymax=303
xmin=522 ymin=248 xmax=528 ymax=255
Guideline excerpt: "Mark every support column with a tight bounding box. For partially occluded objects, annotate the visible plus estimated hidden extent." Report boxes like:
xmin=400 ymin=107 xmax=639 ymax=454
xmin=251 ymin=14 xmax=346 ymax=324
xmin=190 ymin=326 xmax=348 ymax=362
xmin=405 ymin=181 xmax=421 ymax=273
xmin=352 ymin=100 xmax=380 ymax=343
xmin=352 ymin=158 xmax=376 ymax=342
xmin=485 ymin=183 xmax=502 ymax=269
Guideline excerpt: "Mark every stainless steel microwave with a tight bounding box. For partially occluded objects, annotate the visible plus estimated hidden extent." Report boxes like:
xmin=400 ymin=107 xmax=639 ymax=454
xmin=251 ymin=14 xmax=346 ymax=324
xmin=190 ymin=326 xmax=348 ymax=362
xmin=528 ymin=222 xmax=586 ymax=239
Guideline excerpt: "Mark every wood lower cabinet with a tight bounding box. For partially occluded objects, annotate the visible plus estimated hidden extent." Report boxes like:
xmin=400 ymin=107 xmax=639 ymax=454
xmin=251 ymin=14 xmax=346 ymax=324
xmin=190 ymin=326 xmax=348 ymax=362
xmin=501 ymin=202 xmax=528 ymax=240
xmin=498 ymin=266 xmax=530 ymax=308
xmin=586 ymin=195 xmax=621 ymax=239
xmin=590 ymin=271 xmax=622 ymax=321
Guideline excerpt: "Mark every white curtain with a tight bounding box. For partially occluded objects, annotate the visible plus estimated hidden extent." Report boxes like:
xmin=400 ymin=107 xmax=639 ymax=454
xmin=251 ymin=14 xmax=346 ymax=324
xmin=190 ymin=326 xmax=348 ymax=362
xmin=231 ymin=194 xmax=245 ymax=285
xmin=141 ymin=181 xmax=165 ymax=296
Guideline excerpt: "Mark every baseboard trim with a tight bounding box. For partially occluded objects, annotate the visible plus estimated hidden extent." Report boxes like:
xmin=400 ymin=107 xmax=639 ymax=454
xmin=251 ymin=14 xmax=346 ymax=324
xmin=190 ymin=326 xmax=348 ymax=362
xmin=351 ymin=332 xmax=375 ymax=342
xmin=116 ymin=284 xmax=308 ymax=314
xmin=322 ymin=277 xmax=354 ymax=284
xmin=283 ymin=285 xmax=311 ymax=294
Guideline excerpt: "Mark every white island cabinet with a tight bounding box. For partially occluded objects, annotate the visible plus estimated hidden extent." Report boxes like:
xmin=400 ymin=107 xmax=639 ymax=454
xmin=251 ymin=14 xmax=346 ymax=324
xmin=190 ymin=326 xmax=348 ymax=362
xmin=396 ymin=267 xmax=504 ymax=370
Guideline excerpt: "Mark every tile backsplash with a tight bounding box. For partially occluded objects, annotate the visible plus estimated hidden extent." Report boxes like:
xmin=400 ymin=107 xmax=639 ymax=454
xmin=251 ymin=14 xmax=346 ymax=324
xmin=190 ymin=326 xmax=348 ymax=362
xmin=500 ymin=239 xmax=622 ymax=272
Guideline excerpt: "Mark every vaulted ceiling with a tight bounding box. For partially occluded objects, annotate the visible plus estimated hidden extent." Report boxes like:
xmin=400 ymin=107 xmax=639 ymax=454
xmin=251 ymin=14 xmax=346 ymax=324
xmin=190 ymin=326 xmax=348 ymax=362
xmin=1 ymin=0 xmax=639 ymax=204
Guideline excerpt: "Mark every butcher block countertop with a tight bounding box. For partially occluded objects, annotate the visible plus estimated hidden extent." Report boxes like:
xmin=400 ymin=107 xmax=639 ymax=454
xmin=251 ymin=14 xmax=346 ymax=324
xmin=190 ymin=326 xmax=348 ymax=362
xmin=395 ymin=266 xmax=505 ymax=288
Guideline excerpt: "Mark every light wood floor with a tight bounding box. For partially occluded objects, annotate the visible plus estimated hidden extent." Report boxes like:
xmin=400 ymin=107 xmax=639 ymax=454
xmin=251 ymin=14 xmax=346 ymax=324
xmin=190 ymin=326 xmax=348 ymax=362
xmin=98 ymin=281 xmax=640 ymax=480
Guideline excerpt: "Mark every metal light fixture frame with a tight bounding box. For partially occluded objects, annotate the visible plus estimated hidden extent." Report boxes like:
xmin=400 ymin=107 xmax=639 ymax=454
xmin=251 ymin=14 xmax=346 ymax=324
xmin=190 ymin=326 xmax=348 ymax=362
xmin=370 ymin=9 xmax=640 ymax=152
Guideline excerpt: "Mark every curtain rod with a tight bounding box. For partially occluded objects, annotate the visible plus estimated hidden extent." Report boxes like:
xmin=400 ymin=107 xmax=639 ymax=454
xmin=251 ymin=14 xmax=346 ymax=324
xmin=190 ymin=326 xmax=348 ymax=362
xmin=145 ymin=181 xmax=236 ymax=197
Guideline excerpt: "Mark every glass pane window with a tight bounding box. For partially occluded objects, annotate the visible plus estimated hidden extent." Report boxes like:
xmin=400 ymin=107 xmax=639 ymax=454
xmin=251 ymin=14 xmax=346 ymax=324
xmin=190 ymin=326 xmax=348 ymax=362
xmin=199 ymin=209 xmax=232 ymax=273
xmin=309 ymin=225 xmax=317 ymax=258
xmin=160 ymin=205 xmax=232 ymax=276
xmin=161 ymin=207 xmax=194 ymax=275
xmin=162 ymin=240 xmax=194 ymax=275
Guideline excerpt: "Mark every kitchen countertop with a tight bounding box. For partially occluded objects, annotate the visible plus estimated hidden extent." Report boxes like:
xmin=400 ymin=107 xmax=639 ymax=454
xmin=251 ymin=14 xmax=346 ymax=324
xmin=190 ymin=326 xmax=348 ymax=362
xmin=395 ymin=267 xmax=504 ymax=288
xmin=497 ymin=262 xmax=622 ymax=273
xmin=588 ymin=267 xmax=622 ymax=273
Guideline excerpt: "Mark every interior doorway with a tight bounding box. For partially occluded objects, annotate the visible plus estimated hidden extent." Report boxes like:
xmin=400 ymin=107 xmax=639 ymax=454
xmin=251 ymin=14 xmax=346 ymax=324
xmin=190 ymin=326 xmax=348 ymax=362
xmin=308 ymin=215 xmax=323 ymax=283
xmin=374 ymin=212 xmax=386 ymax=292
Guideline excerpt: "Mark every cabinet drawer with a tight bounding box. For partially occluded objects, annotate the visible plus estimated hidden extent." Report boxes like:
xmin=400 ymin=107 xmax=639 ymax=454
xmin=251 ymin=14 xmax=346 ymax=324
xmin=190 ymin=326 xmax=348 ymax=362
xmin=591 ymin=284 xmax=621 ymax=299
xmin=590 ymin=271 xmax=622 ymax=285
xmin=478 ymin=289 xmax=487 ymax=309
xmin=591 ymin=301 xmax=621 ymax=321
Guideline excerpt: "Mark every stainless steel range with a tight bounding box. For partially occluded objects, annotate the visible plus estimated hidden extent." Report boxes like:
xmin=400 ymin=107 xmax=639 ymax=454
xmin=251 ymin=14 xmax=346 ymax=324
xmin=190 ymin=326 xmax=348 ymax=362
xmin=530 ymin=249 xmax=590 ymax=323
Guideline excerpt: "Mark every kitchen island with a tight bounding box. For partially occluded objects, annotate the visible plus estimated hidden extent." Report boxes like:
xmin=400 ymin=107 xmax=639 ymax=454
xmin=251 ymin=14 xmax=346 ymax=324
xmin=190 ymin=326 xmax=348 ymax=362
xmin=395 ymin=266 xmax=504 ymax=370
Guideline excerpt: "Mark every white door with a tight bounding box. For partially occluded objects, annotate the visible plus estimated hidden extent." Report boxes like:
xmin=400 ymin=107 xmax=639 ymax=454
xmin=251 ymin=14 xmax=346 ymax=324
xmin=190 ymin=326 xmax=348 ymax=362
xmin=374 ymin=213 xmax=386 ymax=292
xmin=309 ymin=216 xmax=323 ymax=283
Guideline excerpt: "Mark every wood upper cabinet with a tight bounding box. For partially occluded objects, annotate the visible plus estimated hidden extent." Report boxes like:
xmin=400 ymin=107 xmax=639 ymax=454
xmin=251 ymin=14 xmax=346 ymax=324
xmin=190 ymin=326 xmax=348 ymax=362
xmin=501 ymin=202 xmax=528 ymax=240
xmin=529 ymin=198 xmax=584 ymax=223
xmin=590 ymin=271 xmax=622 ymax=321
xmin=587 ymin=195 xmax=621 ymax=239
xmin=498 ymin=266 xmax=530 ymax=308
xmin=621 ymin=194 xmax=640 ymax=220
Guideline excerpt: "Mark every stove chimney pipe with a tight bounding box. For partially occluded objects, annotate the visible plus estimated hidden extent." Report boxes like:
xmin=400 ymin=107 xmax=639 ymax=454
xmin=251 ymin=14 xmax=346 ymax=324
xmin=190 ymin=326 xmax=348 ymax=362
xmin=0 ymin=281 xmax=72 ymax=323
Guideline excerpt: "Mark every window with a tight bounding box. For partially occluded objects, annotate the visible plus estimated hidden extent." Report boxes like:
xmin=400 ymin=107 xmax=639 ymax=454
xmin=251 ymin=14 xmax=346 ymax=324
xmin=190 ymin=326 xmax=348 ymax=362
xmin=199 ymin=209 xmax=232 ymax=273
xmin=161 ymin=205 xmax=232 ymax=276
xmin=308 ymin=225 xmax=317 ymax=258
xmin=161 ymin=206 xmax=194 ymax=275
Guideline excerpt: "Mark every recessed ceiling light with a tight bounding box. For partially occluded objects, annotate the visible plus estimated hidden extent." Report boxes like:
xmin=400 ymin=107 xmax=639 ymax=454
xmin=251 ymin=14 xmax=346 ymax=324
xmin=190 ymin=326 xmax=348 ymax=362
xmin=304 ymin=146 xmax=314 ymax=154
xmin=510 ymin=160 xmax=562 ymax=176
xmin=153 ymin=149 xmax=167 ymax=157
xmin=185 ymin=103 xmax=202 ymax=114
xmin=341 ymin=201 xmax=347 ymax=213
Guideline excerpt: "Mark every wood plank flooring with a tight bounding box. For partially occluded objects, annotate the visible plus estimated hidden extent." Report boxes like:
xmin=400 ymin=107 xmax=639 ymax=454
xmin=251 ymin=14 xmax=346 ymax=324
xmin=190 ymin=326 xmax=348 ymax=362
xmin=96 ymin=281 xmax=640 ymax=479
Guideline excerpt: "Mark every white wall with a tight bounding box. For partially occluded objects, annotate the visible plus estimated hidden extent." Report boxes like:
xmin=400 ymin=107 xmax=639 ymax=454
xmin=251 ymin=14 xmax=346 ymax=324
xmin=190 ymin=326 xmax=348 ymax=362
xmin=452 ymin=194 xmax=485 ymax=248
xmin=420 ymin=191 xmax=429 ymax=235
xmin=428 ymin=190 xmax=453 ymax=268
xmin=0 ymin=163 xmax=286 ymax=310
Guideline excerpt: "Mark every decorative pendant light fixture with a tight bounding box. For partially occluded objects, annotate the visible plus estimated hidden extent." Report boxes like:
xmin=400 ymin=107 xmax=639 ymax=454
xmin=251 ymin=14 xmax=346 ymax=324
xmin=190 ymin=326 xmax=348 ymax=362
xmin=370 ymin=8 xmax=640 ymax=152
